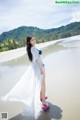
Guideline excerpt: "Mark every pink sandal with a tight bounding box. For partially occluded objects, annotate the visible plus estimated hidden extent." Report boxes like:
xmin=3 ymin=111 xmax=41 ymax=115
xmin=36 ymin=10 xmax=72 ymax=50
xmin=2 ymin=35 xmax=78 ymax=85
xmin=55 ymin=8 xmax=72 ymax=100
xmin=42 ymin=104 xmax=50 ymax=111
xmin=40 ymin=96 xmax=48 ymax=102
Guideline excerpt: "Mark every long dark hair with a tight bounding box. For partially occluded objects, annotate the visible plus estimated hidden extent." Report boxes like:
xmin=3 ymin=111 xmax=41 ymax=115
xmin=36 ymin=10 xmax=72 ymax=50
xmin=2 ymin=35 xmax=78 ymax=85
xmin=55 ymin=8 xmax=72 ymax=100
xmin=26 ymin=36 xmax=32 ymax=61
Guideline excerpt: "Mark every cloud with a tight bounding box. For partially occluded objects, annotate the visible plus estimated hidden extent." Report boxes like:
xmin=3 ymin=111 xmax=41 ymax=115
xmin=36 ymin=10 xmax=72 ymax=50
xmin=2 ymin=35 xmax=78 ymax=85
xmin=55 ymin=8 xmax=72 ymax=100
xmin=70 ymin=6 xmax=80 ymax=22
xmin=0 ymin=0 xmax=80 ymax=34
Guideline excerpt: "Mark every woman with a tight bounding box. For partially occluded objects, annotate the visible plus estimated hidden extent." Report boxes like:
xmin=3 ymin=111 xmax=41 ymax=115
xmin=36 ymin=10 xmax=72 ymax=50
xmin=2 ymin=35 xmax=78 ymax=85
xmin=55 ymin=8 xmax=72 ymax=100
xmin=27 ymin=37 xmax=49 ymax=107
xmin=0 ymin=36 xmax=50 ymax=119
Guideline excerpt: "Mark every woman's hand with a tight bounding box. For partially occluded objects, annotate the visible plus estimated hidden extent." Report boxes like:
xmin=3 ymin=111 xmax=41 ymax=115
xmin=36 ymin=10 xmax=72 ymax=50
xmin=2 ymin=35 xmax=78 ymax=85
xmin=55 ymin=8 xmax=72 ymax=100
xmin=40 ymin=68 xmax=44 ymax=75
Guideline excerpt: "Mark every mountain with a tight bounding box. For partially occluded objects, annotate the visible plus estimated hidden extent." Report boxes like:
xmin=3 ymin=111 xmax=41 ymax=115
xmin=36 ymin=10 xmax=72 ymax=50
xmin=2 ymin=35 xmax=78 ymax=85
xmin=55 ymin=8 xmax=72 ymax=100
xmin=0 ymin=22 xmax=80 ymax=43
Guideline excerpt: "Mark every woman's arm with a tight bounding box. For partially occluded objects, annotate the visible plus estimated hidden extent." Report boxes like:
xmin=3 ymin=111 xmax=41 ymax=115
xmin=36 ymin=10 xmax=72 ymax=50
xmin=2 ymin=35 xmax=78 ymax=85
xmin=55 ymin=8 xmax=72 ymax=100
xmin=31 ymin=46 xmax=44 ymax=75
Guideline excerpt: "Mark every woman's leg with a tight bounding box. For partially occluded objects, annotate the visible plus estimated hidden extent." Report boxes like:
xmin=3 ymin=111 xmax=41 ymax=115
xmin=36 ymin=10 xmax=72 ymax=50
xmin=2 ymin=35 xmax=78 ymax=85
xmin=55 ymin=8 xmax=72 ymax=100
xmin=40 ymin=71 xmax=47 ymax=105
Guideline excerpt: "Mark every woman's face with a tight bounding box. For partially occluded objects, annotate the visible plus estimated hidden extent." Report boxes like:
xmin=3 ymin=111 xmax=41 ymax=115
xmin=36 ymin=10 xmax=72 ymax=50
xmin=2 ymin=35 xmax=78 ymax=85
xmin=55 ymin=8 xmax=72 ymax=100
xmin=30 ymin=37 xmax=36 ymax=46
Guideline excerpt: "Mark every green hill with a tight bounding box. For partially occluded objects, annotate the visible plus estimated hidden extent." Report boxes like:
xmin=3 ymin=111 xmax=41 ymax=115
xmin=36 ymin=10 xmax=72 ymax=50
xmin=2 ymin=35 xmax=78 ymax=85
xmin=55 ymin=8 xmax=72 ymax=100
xmin=0 ymin=22 xmax=80 ymax=51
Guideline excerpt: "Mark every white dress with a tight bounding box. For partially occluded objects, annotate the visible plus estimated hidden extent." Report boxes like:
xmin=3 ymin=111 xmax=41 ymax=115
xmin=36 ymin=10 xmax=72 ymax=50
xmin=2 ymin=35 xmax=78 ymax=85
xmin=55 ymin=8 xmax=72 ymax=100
xmin=0 ymin=46 xmax=45 ymax=119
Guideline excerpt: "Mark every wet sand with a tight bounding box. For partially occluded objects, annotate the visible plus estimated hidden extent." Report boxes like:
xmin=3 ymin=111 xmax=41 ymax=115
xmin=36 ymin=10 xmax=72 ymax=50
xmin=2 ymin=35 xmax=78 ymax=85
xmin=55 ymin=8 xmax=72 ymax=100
xmin=0 ymin=35 xmax=80 ymax=120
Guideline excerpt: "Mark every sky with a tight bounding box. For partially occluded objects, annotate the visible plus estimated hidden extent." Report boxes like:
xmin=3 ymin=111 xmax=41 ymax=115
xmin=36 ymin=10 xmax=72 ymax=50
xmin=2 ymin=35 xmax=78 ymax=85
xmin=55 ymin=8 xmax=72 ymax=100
xmin=0 ymin=0 xmax=80 ymax=34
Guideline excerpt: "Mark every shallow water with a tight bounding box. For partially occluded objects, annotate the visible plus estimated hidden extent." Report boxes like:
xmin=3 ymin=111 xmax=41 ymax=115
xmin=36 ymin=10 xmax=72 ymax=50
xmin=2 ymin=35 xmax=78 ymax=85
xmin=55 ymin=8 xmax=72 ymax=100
xmin=0 ymin=38 xmax=80 ymax=120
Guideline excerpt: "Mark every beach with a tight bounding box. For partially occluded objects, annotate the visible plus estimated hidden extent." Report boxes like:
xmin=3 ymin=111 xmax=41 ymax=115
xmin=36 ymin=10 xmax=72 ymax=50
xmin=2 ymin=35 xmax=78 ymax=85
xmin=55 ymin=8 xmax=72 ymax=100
xmin=0 ymin=35 xmax=80 ymax=63
xmin=0 ymin=35 xmax=80 ymax=120
xmin=0 ymin=39 xmax=62 ymax=63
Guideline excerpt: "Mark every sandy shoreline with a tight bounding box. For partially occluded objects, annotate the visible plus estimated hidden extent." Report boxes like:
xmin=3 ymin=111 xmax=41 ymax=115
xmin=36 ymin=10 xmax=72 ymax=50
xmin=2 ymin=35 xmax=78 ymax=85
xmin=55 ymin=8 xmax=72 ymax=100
xmin=0 ymin=35 xmax=80 ymax=120
xmin=0 ymin=35 xmax=80 ymax=63
xmin=0 ymin=39 xmax=62 ymax=63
